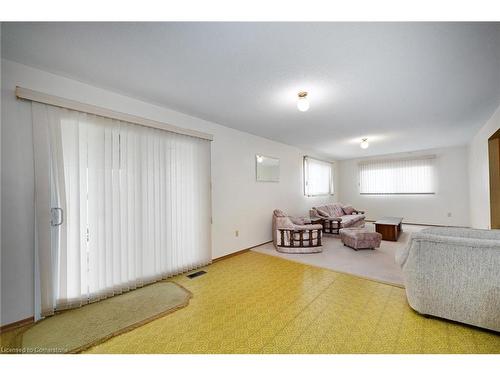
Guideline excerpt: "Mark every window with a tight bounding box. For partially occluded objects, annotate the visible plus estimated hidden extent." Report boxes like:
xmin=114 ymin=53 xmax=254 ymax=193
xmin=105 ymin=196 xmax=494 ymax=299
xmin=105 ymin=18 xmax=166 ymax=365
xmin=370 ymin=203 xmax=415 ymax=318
xmin=304 ymin=156 xmax=334 ymax=196
xmin=359 ymin=156 xmax=436 ymax=195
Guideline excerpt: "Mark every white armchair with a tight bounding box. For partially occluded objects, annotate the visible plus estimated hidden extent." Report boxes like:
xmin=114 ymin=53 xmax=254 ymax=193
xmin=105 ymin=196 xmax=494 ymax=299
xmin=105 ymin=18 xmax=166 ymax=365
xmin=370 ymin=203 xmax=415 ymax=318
xmin=396 ymin=227 xmax=500 ymax=332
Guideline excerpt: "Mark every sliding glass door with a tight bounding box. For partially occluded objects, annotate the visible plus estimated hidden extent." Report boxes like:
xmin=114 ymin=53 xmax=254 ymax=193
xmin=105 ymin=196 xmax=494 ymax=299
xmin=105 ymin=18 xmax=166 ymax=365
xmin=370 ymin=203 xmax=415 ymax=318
xmin=32 ymin=103 xmax=212 ymax=316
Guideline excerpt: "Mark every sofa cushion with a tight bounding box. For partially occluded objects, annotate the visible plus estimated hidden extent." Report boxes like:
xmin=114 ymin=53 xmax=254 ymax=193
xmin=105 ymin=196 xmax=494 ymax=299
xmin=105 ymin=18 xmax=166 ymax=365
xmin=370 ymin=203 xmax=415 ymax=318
xmin=315 ymin=205 xmax=333 ymax=217
xmin=331 ymin=204 xmax=344 ymax=217
xmin=342 ymin=205 xmax=355 ymax=215
xmin=324 ymin=205 xmax=335 ymax=217
xmin=340 ymin=214 xmax=365 ymax=227
xmin=275 ymin=216 xmax=295 ymax=229
xmin=315 ymin=207 xmax=330 ymax=217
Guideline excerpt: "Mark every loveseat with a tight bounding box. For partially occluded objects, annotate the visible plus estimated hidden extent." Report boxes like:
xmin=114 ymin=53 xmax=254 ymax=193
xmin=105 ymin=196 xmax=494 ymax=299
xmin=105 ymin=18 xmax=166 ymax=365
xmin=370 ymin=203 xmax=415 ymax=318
xmin=396 ymin=227 xmax=500 ymax=332
xmin=272 ymin=209 xmax=323 ymax=253
xmin=310 ymin=203 xmax=365 ymax=234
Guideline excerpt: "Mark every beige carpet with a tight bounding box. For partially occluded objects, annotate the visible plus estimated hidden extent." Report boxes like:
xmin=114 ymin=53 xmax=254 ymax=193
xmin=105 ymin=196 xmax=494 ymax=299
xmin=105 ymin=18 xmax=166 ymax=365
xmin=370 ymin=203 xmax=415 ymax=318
xmin=16 ymin=281 xmax=192 ymax=353
xmin=253 ymin=223 xmax=427 ymax=286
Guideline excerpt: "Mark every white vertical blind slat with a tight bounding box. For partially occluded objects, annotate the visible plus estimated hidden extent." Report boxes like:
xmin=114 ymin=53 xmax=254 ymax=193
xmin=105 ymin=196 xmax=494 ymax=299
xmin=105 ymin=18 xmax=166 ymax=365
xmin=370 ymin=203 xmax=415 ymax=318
xmin=33 ymin=103 xmax=212 ymax=315
xmin=359 ymin=157 xmax=436 ymax=194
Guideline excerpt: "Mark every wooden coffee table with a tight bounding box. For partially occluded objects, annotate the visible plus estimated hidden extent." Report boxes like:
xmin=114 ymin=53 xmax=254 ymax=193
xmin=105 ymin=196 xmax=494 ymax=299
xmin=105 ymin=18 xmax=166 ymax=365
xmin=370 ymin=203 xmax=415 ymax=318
xmin=374 ymin=217 xmax=403 ymax=241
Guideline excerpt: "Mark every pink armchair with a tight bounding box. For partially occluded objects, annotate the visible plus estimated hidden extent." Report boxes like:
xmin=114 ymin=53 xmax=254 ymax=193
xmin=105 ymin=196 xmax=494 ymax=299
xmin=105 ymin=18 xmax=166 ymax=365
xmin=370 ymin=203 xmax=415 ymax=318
xmin=272 ymin=209 xmax=323 ymax=253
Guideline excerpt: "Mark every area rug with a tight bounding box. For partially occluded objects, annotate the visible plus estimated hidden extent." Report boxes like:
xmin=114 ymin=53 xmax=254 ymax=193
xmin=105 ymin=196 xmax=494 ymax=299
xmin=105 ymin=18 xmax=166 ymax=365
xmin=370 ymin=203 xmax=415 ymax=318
xmin=253 ymin=223 xmax=428 ymax=286
xmin=18 ymin=281 xmax=192 ymax=353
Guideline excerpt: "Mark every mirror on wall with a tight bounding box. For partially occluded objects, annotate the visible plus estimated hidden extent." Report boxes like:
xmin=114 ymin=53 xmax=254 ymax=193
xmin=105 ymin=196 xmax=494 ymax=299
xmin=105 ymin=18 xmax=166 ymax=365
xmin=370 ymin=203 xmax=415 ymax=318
xmin=256 ymin=154 xmax=280 ymax=182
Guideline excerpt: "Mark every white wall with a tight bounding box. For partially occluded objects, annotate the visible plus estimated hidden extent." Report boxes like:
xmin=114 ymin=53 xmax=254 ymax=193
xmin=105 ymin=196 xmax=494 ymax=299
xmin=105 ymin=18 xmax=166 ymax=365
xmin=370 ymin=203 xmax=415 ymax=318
xmin=0 ymin=59 xmax=337 ymax=325
xmin=468 ymin=104 xmax=500 ymax=229
xmin=337 ymin=146 xmax=470 ymax=227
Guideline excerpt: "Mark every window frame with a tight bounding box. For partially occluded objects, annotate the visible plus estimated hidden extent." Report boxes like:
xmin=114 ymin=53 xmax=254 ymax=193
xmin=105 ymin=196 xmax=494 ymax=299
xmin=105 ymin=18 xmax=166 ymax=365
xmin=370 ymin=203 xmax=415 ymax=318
xmin=303 ymin=156 xmax=335 ymax=197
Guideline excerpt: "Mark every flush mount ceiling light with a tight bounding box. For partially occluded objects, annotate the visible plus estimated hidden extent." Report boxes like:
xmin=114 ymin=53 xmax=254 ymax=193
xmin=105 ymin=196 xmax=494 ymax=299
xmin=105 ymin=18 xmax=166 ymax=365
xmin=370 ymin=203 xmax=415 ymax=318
xmin=296 ymin=91 xmax=310 ymax=112
xmin=360 ymin=138 xmax=369 ymax=149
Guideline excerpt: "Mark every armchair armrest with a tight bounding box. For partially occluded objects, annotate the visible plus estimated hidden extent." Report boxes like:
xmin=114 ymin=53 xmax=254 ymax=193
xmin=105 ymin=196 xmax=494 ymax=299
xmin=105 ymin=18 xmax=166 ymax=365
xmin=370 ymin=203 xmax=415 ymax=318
xmin=395 ymin=241 xmax=411 ymax=267
xmin=277 ymin=224 xmax=322 ymax=231
xmin=310 ymin=213 xmax=326 ymax=221
xmin=294 ymin=224 xmax=323 ymax=230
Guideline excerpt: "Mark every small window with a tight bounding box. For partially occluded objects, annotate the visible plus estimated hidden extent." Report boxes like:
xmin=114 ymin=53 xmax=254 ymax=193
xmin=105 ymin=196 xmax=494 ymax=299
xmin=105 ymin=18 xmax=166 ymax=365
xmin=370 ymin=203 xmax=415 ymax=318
xmin=359 ymin=156 xmax=436 ymax=195
xmin=304 ymin=156 xmax=334 ymax=196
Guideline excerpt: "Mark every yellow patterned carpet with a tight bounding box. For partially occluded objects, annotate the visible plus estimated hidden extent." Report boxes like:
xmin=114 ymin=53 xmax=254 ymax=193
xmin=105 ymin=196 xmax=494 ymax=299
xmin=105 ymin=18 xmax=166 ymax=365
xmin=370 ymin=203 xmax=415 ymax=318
xmin=81 ymin=251 xmax=499 ymax=354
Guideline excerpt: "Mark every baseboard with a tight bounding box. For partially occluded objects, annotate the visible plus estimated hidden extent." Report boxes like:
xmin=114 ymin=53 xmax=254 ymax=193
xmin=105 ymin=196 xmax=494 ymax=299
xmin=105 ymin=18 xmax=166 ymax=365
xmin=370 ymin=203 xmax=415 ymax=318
xmin=365 ymin=219 xmax=468 ymax=228
xmin=212 ymin=240 xmax=273 ymax=263
xmin=0 ymin=316 xmax=34 ymax=334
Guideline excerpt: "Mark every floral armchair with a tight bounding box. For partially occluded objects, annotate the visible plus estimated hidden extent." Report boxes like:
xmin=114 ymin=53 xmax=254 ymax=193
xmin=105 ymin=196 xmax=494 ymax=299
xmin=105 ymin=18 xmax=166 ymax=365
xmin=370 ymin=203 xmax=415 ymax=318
xmin=272 ymin=209 xmax=323 ymax=253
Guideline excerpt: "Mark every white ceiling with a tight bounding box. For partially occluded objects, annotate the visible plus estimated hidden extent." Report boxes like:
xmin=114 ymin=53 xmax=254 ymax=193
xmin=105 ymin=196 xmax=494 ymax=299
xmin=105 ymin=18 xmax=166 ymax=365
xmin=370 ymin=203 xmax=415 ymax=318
xmin=2 ymin=22 xmax=500 ymax=159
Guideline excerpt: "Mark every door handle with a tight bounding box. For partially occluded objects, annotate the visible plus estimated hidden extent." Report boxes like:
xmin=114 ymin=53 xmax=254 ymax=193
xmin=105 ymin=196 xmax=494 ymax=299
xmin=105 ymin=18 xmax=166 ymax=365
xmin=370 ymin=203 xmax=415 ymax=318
xmin=51 ymin=207 xmax=64 ymax=226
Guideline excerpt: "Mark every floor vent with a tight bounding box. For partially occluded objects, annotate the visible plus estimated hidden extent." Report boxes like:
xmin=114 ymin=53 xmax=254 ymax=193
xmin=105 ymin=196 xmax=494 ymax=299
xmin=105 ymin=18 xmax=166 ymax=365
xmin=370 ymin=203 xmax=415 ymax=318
xmin=187 ymin=270 xmax=207 ymax=279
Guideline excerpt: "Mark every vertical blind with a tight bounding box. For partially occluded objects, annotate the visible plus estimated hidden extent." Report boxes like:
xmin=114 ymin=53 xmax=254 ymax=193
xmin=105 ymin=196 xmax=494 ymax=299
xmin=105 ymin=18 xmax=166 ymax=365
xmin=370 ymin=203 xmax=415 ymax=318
xmin=359 ymin=156 xmax=436 ymax=195
xmin=304 ymin=156 xmax=334 ymax=196
xmin=32 ymin=103 xmax=212 ymax=316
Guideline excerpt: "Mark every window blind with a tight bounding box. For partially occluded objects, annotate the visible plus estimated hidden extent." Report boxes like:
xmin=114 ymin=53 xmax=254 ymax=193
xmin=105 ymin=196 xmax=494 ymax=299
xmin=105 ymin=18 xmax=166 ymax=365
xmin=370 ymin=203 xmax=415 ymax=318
xmin=304 ymin=156 xmax=334 ymax=196
xmin=359 ymin=156 xmax=436 ymax=195
xmin=32 ymin=102 xmax=212 ymax=316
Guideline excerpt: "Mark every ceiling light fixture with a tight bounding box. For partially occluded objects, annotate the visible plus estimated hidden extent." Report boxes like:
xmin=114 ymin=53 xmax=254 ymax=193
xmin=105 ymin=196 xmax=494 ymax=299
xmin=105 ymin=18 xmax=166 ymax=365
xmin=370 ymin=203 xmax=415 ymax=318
xmin=297 ymin=91 xmax=310 ymax=112
xmin=256 ymin=155 xmax=264 ymax=163
xmin=360 ymin=138 xmax=369 ymax=149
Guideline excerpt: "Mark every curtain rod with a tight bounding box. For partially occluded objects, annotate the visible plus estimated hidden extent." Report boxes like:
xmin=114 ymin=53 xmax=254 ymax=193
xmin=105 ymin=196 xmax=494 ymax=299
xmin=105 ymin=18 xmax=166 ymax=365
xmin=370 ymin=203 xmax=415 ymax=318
xmin=15 ymin=86 xmax=214 ymax=141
